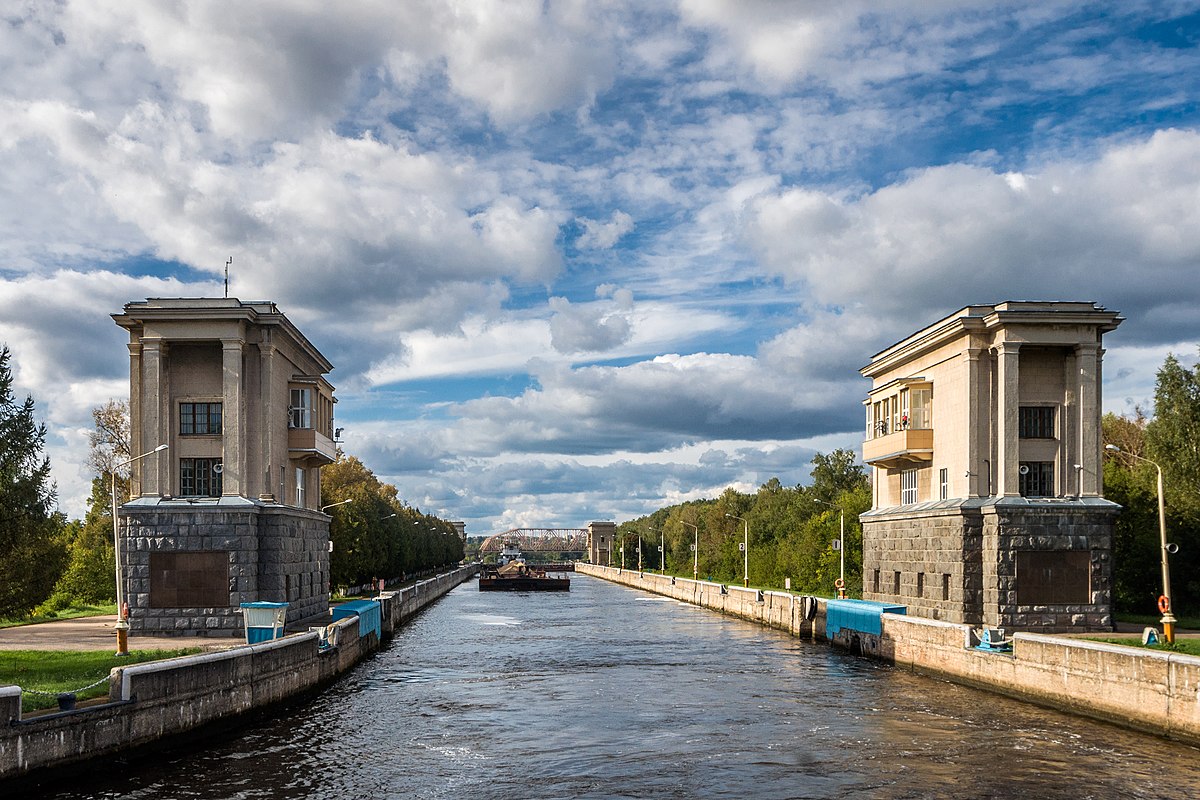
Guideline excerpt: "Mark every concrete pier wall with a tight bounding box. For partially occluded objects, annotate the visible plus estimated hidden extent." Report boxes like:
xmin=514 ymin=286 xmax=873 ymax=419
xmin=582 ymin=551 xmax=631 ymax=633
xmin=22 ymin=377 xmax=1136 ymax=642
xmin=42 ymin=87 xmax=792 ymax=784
xmin=0 ymin=565 xmax=476 ymax=784
xmin=578 ymin=563 xmax=1200 ymax=746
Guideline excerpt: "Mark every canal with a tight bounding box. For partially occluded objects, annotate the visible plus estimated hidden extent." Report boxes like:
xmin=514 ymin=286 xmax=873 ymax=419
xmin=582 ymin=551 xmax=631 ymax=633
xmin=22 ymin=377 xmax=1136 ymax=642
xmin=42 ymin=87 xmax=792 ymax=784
xmin=27 ymin=575 xmax=1200 ymax=799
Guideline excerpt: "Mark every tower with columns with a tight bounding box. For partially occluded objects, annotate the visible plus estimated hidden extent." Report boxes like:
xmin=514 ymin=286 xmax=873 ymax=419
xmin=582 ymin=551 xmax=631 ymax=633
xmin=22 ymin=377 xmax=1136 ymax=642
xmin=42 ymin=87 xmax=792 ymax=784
xmin=112 ymin=298 xmax=337 ymax=635
xmin=859 ymin=301 xmax=1122 ymax=632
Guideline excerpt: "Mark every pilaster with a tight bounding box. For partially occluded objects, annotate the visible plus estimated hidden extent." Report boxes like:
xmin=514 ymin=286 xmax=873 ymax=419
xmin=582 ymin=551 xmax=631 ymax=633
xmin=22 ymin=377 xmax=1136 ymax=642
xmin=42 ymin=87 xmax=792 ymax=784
xmin=995 ymin=342 xmax=1021 ymax=497
xmin=222 ymin=338 xmax=246 ymax=496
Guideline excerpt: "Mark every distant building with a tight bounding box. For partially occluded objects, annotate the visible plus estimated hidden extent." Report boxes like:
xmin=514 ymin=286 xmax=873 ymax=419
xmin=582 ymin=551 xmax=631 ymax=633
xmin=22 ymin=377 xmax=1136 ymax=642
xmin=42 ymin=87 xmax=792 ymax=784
xmin=859 ymin=301 xmax=1122 ymax=632
xmin=112 ymin=298 xmax=338 ymax=634
xmin=587 ymin=521 xmax=616 ymax=565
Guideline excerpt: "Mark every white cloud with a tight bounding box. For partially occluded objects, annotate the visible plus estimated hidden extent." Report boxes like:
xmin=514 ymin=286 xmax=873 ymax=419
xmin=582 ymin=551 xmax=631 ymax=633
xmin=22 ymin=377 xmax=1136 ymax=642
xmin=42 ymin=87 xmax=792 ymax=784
xmin=576 ymin=210 xmax=635 ymax=250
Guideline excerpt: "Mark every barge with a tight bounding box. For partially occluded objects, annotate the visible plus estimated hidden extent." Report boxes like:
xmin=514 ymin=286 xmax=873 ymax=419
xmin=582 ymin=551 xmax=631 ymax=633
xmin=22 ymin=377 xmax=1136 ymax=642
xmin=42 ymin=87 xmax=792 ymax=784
xmin=479 ymin=560 xmax=570 ymax=591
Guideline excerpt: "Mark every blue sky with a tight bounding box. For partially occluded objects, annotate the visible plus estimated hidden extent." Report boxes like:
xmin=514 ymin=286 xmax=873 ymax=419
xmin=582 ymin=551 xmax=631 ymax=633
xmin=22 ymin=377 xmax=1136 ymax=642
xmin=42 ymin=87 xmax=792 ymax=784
xmin=1 ymin=1 xmax=1198 ymax=533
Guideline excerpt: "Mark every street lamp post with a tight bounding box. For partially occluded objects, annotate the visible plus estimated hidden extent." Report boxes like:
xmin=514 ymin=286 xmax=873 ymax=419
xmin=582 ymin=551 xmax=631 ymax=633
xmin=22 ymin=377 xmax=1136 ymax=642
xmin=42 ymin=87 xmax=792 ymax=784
xmin=726 ymin=513 xmax=749 ymax=587
xmin=112 ymin=443 xmax=168 ymax=656
xmin=816 ymin=499 xmax=847 ymax=599
xmin=682 ymin=522 xmax=698 ymax=581
xmin=638 ymin=531 xmax=643 ymax=572
xmin=320 ymin=498 xmax=352 ymax=513
xmin=1106 ymin=444 xmax=1176 ymax=643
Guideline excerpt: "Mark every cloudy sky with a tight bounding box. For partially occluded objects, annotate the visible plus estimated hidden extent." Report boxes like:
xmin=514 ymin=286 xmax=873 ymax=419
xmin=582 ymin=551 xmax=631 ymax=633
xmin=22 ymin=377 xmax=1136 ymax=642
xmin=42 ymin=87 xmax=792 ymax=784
xmin=2 ymin=1 xmax=1198 ymax=534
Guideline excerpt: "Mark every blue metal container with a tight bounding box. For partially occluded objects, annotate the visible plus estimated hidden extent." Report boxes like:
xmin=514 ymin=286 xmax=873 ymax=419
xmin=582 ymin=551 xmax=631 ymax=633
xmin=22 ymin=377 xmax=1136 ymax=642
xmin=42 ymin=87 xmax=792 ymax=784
xmin=331 ymin=599 xmax=382 ymax=641
xmin=240 ymin=601 xmax=289 ymax=644
xmin=825 ymin=599 xmax=906 ymax=639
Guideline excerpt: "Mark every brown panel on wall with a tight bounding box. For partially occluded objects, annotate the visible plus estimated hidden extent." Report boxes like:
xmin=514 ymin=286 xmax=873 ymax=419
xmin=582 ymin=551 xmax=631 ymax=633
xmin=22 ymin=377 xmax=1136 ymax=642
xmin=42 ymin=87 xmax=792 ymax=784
xmin=1016 ymin=551 xmax=1090 ymax=605
xmin=150 ymin=551 xmax=229 ymax=607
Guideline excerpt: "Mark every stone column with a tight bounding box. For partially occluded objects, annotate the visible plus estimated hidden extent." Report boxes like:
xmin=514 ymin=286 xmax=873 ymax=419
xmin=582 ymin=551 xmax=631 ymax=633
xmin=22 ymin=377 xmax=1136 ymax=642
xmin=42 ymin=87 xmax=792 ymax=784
xmin=1077 ymin=343 xmax=1101 ymax=497
xmin=140 ymin=338 xmax=167 ymax=497
xmin=127 ymin=341 xmax=143 ymax=497
xmin=965 ymin=347 xmax=984 ymax=497
xmin=222 ymin=338 xmax=246 ymax=497
xmin=258 ymin=334 xmax=277 ymax=502
xmin=995 ymin=341 xmax=1021 ymax=497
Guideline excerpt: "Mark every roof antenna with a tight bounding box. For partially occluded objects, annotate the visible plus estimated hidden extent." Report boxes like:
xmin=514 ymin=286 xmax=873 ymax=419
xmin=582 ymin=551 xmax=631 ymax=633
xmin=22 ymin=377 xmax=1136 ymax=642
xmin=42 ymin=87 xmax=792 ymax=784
xmin=224 ymin=256 xmax=232 ymax=298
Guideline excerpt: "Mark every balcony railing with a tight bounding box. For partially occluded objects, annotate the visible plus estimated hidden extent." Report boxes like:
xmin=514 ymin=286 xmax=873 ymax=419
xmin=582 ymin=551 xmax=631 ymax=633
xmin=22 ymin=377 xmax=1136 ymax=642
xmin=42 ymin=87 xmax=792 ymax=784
xmin=288 ymin=427 xmax=337 ymax=464
xmin=862 ymin=426 xmax=934 ymax=468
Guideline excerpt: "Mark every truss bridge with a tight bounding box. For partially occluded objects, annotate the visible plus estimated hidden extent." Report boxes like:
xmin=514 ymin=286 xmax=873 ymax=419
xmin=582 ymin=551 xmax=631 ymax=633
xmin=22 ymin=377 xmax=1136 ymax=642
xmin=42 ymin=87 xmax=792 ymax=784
xmin=479 ymin=528 xmax=589 ymax=554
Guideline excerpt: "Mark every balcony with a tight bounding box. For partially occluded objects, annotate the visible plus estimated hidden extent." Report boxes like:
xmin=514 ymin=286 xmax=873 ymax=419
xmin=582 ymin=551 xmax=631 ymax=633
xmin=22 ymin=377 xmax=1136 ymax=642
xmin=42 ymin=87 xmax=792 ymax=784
xmin=862 ymin=427 xmax=934 ymax=469
xmin=288 ymin=427 xmax=337 ymax=464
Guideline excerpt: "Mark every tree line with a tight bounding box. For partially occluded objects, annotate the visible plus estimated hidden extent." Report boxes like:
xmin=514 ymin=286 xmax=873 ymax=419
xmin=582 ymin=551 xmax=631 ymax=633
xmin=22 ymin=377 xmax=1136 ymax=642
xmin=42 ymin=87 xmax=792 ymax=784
xmin=1103 ymin=351 xmax=1200 ymax=617
xmin=0 ymin=344 xmax=462 ymax=619
xmin=613 ymin=351 xmax=1200 ymax=617
xmin=613 ymin=450 xmax=870 ymax=598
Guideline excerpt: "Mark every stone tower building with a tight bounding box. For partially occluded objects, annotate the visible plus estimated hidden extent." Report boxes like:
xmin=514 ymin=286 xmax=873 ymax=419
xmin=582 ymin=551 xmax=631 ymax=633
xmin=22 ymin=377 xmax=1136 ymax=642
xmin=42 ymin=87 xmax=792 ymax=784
xmin=112 ymin=298 xmax=338 ymax=634
xmin=859 ymin=301 xmax=1122 ymax=632
xmin=587 ymin=521 xmax=616 ymax=565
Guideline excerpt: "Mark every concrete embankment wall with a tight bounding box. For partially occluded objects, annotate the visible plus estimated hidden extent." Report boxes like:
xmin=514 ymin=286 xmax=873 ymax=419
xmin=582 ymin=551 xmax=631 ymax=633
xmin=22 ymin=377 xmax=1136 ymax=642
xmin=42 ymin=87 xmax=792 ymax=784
xmin=578 ymin=563 xmax=1200 ymax=746
xmin=0 ymin=565 xmax=477 ymax=784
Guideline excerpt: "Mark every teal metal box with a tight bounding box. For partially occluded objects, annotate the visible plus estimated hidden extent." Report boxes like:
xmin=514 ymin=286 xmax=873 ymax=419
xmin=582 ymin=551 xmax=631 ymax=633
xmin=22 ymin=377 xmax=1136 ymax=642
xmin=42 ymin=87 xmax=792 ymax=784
xmin=825 ymin=599 xmax=905 ymax=640
xmin=240 ymin=601 xmax=288 ymax=644
xmin=331 ymin=599 xmax=382 ymax=641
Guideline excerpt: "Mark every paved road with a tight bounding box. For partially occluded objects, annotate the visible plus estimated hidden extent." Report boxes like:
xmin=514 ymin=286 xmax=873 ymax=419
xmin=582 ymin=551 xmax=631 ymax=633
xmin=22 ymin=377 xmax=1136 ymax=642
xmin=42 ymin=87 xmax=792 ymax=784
xmin=0 ymin=615 xmax=243 ymax=652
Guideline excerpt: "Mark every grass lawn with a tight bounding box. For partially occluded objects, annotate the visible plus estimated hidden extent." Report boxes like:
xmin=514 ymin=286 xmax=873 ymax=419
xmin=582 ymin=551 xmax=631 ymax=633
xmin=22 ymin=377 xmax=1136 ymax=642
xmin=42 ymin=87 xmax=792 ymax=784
xmin=0 ymin=604 xmax=117 ymax=629
xmin=1084 ymin=637 xmax=1200 ymax=657
xmin=1116 ymin=612 xmax=1200 ymax=630
xmin=1 ymin=649 xmax=200 ymax=713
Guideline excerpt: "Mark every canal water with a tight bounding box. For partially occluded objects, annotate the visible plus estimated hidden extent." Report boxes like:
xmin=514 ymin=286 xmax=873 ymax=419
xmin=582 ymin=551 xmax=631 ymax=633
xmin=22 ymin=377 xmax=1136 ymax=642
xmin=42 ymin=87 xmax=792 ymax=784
xmin=28 ymin=575 xmax=1200 ymax=799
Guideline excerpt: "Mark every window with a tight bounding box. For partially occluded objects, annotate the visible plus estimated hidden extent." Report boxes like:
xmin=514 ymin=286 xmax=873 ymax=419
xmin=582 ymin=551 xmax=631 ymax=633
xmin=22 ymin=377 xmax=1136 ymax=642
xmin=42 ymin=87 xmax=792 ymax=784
xmin=290 ymin=388 xmax=312 ymax=429
xmin=1019 ymin=461 xmax=1055 ymax=497
xmin=939 ymin=468 xmax=948 ymax=500
xmin=179 ymin=402 xmax=222 ymax=435
xmin=909 ymin=386 xmax=932 ymax=429
xmin=901 ymin=468 xmax=919 ymax=504
xmin=1019 ymin=406 xmax=1056 ymax=439
xmin=941 ymin=573 xmax=950 ymax=601
xmin=916 ymin=572 xmax=925 ymax=598
xmin=180 ymin=458 xmax=222 ymax=497
xmin=892 ymin=571 xmax=901 ymax=596
xmin=295 ymin=466 xmax=305 ymax=506
xmin=872 ymin=569 xmax=880 ymax=594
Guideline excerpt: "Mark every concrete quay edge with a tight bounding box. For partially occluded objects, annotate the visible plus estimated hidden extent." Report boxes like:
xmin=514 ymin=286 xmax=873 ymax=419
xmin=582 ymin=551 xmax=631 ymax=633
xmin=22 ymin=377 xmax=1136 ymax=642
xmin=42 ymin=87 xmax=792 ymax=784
xmin=577 ymin=562 xmax=1200 ymax=748
xmin=0 ymin=564 xmax=479 ymax=787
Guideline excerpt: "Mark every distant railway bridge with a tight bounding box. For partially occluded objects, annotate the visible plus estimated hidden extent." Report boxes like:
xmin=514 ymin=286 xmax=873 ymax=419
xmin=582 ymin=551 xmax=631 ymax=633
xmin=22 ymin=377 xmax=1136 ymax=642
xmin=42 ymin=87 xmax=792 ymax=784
xmin=479 ymin=528 xmax=588 ymax=555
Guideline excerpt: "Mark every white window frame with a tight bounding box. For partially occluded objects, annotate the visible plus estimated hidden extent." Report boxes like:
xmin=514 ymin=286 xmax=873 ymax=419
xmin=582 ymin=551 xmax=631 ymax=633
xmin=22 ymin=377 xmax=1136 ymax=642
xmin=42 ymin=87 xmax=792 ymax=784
xmin=290 ymin=388 xmax=312 ymax=429
xmin=939 ymin=467 xmax=948 ymax=500
xmin=901 ymin=468 xmax=919 ymax=505
xmin=295 ymin=466 xmax=306 ymax=506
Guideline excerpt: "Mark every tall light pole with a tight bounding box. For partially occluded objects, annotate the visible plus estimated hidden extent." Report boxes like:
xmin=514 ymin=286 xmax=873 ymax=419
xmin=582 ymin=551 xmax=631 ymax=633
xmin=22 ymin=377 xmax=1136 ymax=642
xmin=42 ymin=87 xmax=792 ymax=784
xmin=816 ymin=499 xmax=847 ymax=599
xmin=637 ymin=530 xmax=643 ymax=572
xmin=1106 ymin=444 xmax=1176 ymax=643
xmin=112 ymin=443 xmax=168 ymax=656
xmin=320 ymin=498 xmax=352 ymax=513
xmin=726 ymin=513 xmax=749 ymax=587
xmin=682 ymin=522 xmax=698 ymax=581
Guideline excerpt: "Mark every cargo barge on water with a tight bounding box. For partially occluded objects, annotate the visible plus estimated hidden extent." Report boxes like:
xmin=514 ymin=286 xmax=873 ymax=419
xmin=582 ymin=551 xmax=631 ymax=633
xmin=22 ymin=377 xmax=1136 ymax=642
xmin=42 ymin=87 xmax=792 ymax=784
xmin=478 ymin=560 xmax=570 ymax=591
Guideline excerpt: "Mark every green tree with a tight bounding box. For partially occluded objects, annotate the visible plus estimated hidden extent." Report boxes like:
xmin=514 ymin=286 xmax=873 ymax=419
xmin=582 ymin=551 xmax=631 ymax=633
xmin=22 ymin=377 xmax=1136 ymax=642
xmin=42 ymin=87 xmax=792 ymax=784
xmin=44 ymin=478 xmax=117 ymax=608
xmin=321 ymin=452 xmax=463 ymax=589
xmin=1142 ymin=351 xmax=1200 ymax=613
xmin=44 ymin=400 xmax=132 ymax=610
xmin=0 ymin=345 xmax=68 ymax=616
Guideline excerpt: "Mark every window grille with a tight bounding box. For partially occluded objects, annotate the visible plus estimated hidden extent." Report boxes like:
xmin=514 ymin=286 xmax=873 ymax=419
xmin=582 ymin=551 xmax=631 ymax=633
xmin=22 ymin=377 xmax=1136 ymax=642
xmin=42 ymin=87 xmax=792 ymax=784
xmin=180 ymin=402 xmax=222 ymax=435
xmin=1019 ymin=406 xmax=1056 ymax=439
xmin=901 ymin=468 xmax=919 ymax=504
xmin=1019 ymin=461 xmax=1055 ymax=497
xmin=180 ymin=458 xmax=222 ymax=497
